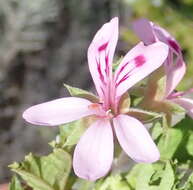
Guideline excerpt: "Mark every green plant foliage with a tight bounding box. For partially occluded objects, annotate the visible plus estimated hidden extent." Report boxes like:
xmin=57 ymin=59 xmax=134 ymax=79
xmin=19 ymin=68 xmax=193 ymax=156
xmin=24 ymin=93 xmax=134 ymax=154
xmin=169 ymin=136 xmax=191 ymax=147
xmin=9 ymin=176 xmax=24 ymax=190
xmin=94 ymin=175 xmax=130 ymax=190
xmin=58 ymin=119 xmax=89 ymax=150
xmin=9 ymin=149 xmax=71 ymax=190
xmin=126 ymin=162 xmax=175 ymax=190
xmin=64 ymin=84 xmax=99 ymax=102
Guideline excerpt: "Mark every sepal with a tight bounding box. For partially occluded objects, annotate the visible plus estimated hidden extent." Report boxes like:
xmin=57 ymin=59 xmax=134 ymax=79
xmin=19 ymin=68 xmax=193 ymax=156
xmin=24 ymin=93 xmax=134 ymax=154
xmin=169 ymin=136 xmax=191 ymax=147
xmin=64 ymin=84 xmax=98 ymax=102
xmin=126 ymin=108 xmax=162 ymax=124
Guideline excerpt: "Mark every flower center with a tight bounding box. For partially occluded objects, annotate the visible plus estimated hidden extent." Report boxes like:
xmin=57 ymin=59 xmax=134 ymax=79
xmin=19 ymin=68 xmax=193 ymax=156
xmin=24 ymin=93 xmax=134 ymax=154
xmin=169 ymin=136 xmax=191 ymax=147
xmin=88 ymin=103 xmax=114 ymax=119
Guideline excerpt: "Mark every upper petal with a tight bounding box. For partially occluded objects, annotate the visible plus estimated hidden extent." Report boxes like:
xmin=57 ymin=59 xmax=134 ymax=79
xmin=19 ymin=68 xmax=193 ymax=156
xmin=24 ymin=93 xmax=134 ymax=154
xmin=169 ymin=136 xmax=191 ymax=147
xmin=153 ymin=23 xmax=181 ymax=55
xmin=113 ymin=114 xmax=160 ymax=163
xmin=114 ymin=42 xmax=169 ymax=98
xmin=73 ymin=119 xmax=113 ymax=181
xmin=171 ymin=97 xmax=193 ymax=119
xmin=88 ymin=17 xmax=118 ymax=100
xmin=132 ymin=18 xmax=156 ymax=45
xmin=23 ymin=97 xmax=95 ymax=126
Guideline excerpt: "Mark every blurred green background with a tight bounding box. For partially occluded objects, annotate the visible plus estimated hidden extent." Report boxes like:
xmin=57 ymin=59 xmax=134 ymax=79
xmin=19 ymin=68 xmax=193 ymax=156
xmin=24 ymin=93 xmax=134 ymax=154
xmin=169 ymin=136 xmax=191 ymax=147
xmin=0 ymin=0 xmax=193 ymax=183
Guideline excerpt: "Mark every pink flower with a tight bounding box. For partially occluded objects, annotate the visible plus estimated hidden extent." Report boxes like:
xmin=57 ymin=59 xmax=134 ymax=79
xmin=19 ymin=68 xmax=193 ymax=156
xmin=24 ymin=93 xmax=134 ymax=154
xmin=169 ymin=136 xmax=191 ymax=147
xmin=23 ymin=17 xmax=168 ymax=181
xmin=133 ymin=18 xmax=193 ymax=118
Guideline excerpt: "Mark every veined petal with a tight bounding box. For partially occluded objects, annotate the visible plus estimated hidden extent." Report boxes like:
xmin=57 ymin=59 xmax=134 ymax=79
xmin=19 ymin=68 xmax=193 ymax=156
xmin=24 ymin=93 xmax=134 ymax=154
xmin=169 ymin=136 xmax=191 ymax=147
xmin=146 ymin=21 xmax=186 ymax=94
xmin=153 ymin=23 xmax=181 ymax=55
xmin=113 ymin=114 xmax=160 ymax=163
xmin=73 ymin=119 xmax=113 ymax=181
xmin=132 ymin=18 xmax=156 ymax=45
xmin=165 ymin=58 xmax=186 ymax=97
xmin=171 ymin=98 xmax=193 ymax=119
xmin=114 ymin=42 xmax=168 ymax=98
xmin=23 ymin=97 xmax=95 ymax=126
xmin=133 ymin=18 xmax=185 ymax=96
xmin=88 ymin=17 xmax=118 ymax=100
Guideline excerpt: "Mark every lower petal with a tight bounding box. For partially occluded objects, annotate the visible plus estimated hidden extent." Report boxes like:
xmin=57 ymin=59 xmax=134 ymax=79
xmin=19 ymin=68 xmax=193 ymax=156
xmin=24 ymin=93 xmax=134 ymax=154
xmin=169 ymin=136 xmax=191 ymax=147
xmin=165 ymin=58 xmax=186 ymax=97
xmin=73 ymin=119 xmax=113 ymax=181
xmin=171 ymin=97 xmax=193 ymax=119
xmin=23 ymin=97 xmax=95 ymax=126
xmin=113 ymin=114 xmax=160 ymax=163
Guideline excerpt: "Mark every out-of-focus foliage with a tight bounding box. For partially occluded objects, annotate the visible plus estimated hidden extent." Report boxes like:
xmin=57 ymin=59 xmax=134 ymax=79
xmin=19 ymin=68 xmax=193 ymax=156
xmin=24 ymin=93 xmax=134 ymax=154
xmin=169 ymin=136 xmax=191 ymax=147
xmin=123 ymin=0 xmax=193 ymax=91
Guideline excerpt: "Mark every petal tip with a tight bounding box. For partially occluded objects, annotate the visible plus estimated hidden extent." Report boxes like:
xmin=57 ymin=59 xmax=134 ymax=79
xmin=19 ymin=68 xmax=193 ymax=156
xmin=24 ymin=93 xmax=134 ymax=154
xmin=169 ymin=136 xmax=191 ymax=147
xmin=135 ymin=149 xmax=160 ymax=163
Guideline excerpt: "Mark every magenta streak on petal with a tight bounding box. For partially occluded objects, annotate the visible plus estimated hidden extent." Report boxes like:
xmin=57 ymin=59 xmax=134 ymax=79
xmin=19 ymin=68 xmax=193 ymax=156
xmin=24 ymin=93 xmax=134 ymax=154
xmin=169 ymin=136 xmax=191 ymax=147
xmin=134 ymin=55 xmax=146 ymax=67
xmin=98 ymin=42 xmax=108 ymax=52
xmin=115 ymin=55 xmax=146 ymax=87
xmin=168 ymin=88 xmax=193 ymax=99
xmin=99 ymin=42 xmax=110 ymax=76
xmin=115 ymin=73 xmax=130 ymax=87
xmin=105 ymin=54 xmax=109 ymax=75
xmin=168 ymin=39 xmax=180 ymax=54
xmin=167 ymin=91 xmax=184 ymax=99
xmin=95 ymin=57 xmax=105 ymax=84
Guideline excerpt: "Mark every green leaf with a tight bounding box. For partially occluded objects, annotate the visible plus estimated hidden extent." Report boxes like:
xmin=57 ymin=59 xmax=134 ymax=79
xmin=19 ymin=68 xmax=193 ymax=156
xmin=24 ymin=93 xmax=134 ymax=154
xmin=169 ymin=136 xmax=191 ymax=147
xmin=64 ymin=83 xmax=98 ymax=102
xmin=10 ymin=149 xmax=71 ymax=190
xmin=135 ymin=164 xmax=155 ymax=190
xmin=158 ymin=128 xmax=183 ymax=160
xmin=11 ymin=170 xmax=54 ymax=190
xmin=159 ymin=161 xmax=175 ymax=190
xmin=126 ymin=164 xmax=154 ymax=189
xmin=151 ymin=121 xmax=163 ymax=140
xmin=171 ymin=116 xmax=193 ymax=162
xmin=94 ymin=175 xmax=130 ymax=190
xmin=9 ymin=176 xmax=24 ymax=190
xmin=59 ymin=118 xmax=93 ymax=149
xmin=72 ymin=179 xmax=94 ymax=190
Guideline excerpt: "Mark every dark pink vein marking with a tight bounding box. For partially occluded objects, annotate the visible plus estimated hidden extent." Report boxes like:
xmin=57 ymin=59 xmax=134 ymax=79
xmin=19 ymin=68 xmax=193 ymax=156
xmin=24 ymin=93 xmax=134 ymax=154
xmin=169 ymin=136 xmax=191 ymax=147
xmin=98 ymin=42 xmax=108 ymax=52
xmin=134 ymin=55 xmax=146 ymax=67
xmin=95 ymin=57 xmax=106 ymax=85
xmin=168 ymin=39 xmax=180 ymax=53
xmin=116 ymin=55 xmax=146 ymax=87
xmin=105 ymin=54 xmax=109 ymax=75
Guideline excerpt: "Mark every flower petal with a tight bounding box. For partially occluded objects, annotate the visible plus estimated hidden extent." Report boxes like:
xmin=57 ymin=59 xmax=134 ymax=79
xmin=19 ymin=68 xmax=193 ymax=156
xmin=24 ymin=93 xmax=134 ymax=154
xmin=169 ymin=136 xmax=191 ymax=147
xmin=73 ymin=119 xmax=113 ymax=181
xmin=165 ymin=58 xmax=186 ymax=97
xmin=133 ymin=18 xmax=181 ymax=55
xmin=132 ymin=18 xmax=156 ymax=45
xmin=113 ymin=114 xmax=160 ymax=163
xmin=171 ymin=97 xmax=193 ymax=119
xmin=23 ymin=97 xmax=95 ymax=126
xmin=88 ymin=17 xmax=118 ymax=100
xmin=133 ymin=18 xmax=186 ymax=97
xmin=153 ymin=23 xmax=181 ymax=55
xmin=114 ymin=42 xmax=168 ymax=98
